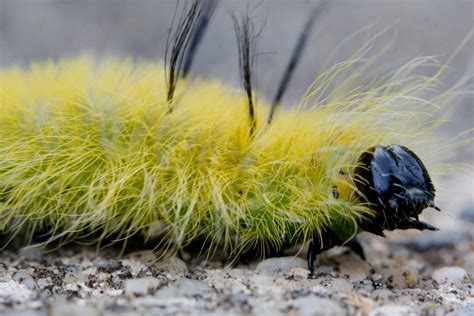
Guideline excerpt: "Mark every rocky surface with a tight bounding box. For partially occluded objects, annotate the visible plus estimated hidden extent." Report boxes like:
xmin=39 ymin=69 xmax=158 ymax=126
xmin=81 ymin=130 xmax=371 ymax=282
xmin=0 ymin=175 xmax=472 ymax=316
xmin=0 ymin=224 xmax=472 ymax=316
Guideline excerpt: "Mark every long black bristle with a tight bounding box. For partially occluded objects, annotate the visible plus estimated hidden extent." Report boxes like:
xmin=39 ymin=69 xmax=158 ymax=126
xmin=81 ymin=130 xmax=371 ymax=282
xmin=165 ymin=0 xmax=217 ymax=110
xmin=231 ymin=11 xmax=261 ymax=137
xmin=267 ymin=0 xmax=329 ymax=124
xmin=182 ymin=0 xmax=219 ymax=77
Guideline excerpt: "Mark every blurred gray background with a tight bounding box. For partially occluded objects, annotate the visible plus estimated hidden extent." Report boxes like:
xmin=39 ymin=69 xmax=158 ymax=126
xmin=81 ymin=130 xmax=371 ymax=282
xmin=0 ymin=0 xmax=473 ymax=161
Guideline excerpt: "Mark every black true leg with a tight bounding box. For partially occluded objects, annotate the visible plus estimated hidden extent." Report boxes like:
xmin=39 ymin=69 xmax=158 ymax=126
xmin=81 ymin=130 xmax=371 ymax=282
xmin=307 ymin=240 xmax=316 ymax=276
xmin=346 ymin=238 xmax=366 ymax=261
xmin=307 ymin=229 xmax=342 ymax=277
xmin=398 ymin=218 xmax=439 ymax=231
xmin=307 ymin=229 xmax=369 ymax=277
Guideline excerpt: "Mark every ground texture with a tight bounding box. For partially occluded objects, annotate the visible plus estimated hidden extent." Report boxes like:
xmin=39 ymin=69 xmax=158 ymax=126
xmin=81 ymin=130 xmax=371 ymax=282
xmin=0 ymin=198 xmax=473 ymax=316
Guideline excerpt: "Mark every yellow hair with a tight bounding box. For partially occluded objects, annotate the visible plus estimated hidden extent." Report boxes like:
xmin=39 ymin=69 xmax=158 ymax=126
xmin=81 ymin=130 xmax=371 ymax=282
xmin=0 ymin=54 xmax=459 ymax=256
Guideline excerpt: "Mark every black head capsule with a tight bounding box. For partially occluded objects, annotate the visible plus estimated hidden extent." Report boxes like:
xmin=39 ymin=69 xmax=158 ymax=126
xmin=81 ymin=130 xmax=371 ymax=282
xmin=307 ymin=145 xmax=440 ymax=275
xmin=354 ymin=145 xmax=441 ymax=233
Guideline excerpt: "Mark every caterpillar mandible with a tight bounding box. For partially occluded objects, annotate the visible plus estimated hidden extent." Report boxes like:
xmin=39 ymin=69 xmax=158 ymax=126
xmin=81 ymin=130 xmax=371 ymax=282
xmin=0 ymin=0 xmax=463 ymax=277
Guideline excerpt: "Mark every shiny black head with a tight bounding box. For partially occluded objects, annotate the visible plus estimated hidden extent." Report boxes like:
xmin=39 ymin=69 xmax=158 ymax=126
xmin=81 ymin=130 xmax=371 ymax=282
xmin=354 ymin=145 xmax=440 ymax=232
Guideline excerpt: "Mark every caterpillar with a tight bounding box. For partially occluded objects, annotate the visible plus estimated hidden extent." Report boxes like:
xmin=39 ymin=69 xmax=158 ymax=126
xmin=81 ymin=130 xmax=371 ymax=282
xmin=0 ymin=0 xmax=468 ymax=276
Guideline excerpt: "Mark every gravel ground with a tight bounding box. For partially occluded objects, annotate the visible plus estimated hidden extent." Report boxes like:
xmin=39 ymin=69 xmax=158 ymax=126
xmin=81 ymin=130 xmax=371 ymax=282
xmin=0 ymin=175 xmax=472 ymax=316
xmin=0 ymin=229 xmax=472 ymax=315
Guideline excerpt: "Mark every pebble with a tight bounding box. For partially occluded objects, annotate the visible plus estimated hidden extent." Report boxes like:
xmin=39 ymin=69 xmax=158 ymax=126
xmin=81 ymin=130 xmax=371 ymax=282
xmin=389 ymin=267 xmax=419 ymax=288
xmin=18 ymin=245 xmax=44 ymax=261
xmin=152 ymin=256 xmax=188 ymax=276
xmin=432 ymin=267 xmax=466 ymax=285
xmin=255 ymin=256 xmax=306 ymax=276
xmin=371 ymin=274 xmax=383 ymax=282
xmin=120 ymin=258 xmax=147 ymax=276
xmin=63 ymin=271 xmax=85 ymax=284
xmin=12 ymin=271 xmax=37 ymax=290
xmin=458 ymin=252 xmax=474 ymax=275
xmin=448 ymin=302 xmax=474 ymax=316
xmin=124 ymin=277 xmax=165 ymax=295
xmin=0 ymin=280 xmax=33 ymax=302
xmin=315 ymin=265 xmax=335 ymax=276
xmin=289 ymin=267 xmax=309 ymax=281
xmin=49 ymin=302 xmax=101 ymax=316
xmin=369 ymin=305 xmax=417 ymax=316
xmin=93 ymin=258 xmax=122 ymax=273
xmin=402 ymin=268 xmax=419 ymax=288
xmin=346 ymin=292 xmax=374 ymax=315
xmin=355 ymin=279 xmax=374 ymax=294
xmin=248 ymin=273 xmax=280 ymax=294
xmin=329 ymin=278 xmax=353 ymax=294
xmin=339 ymin=257 xmax=370 ymax=282
xmin=286 ymin=296 xmax=346 ymax=316
xmin=371 ymin=289 xmax=395 ymax=302
xmin=125 ymin=250 xmax=157 ymax=264
xmin=156 ymin=278 xmax=212 ymax=299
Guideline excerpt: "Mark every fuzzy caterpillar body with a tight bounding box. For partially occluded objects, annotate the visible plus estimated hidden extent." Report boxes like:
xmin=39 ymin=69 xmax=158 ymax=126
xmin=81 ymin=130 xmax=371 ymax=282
xmin=0 ymin=55 xmax=449 ymax=258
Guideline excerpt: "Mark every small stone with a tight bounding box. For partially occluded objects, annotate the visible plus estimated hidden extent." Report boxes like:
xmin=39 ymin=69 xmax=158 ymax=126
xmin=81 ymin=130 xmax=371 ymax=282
xmin=19 ymin=245 xmax=44 ymax=261
xmin=401 ymin=269 xmax=419 ymax=288
xmin=371 ymin=289 xmax=394 ymax=302
xmin=120 ymin=258 xmax=147 ymax=276
xmin=117 ymin=269 xmax=133 ymax=279
xmin=355 ymin=279 xmax=374 ymax=295
xmin=63 ymin=271 xmax=87 ymax=284
xmin=248 ymin=273 xmax=279 ymax=294
xmin=448 ymin=302 xmax=474 ymax=316
xmin=285 ymin=296 xmax=346 ymax=316
xmin=458 ymin=252 xmax=474 ymax=275
xmin=125 ymin=250 xmax=157 ymax=264
xmin=390 ymin=267 xmax=419 ymax=288
xmin=152 ymin=256 xmax=188 ymax=276
xmin=50 ymin=301 xmax=100 ymax=316
xmin=156 ymin=278 xmax=212 ymax=299
xmin=0 ymin=280 xmax=33 ymax=302
xmin=371 ymin=274 xmax=383 ymax=282
xmin=432 ymin=266 xmax=466 ymax=285
xmin=339 ymin=257 xmax=370 ymax=282
xmin=289 ymin=267 xmax=309 ymax=281
xmin=65 ymin=265 xmax=84 ymax=274
xmin=347 ymin=292 xmax=374 ymax=315
xmin=315 ymin=265 xmax=335 ymax=276
xmin=369 ymin=305 xmax=417 ymax=316
xmin=124 ymin=277 xmax=165 ymax=295
xmin=12 ymin=271 xmax=37 ymax=290
xmin=93 ymin=258 xmax=122 ymax=273
xmin=255 ymin=257 xmax=306 ymax=276
xmin=329 ymin=278 xmax=353 ymax=294
xmin=379 ymin=264 xmax=420 ymax=289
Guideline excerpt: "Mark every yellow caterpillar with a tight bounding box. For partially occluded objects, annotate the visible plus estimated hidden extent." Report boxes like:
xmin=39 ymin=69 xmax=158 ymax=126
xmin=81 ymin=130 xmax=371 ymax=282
xmin=0 ymin=0 xmax=468 ymax=274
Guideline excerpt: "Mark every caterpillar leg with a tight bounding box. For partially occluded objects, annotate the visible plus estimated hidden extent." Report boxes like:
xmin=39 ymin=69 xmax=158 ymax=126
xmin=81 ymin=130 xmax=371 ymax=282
xmin=307 ymin=229 xmax=342 ymax=277
xmin=398 ymin=218 xmax=439 ymax=231
xmin=307 ymin=230 xmax=368 ymax=277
